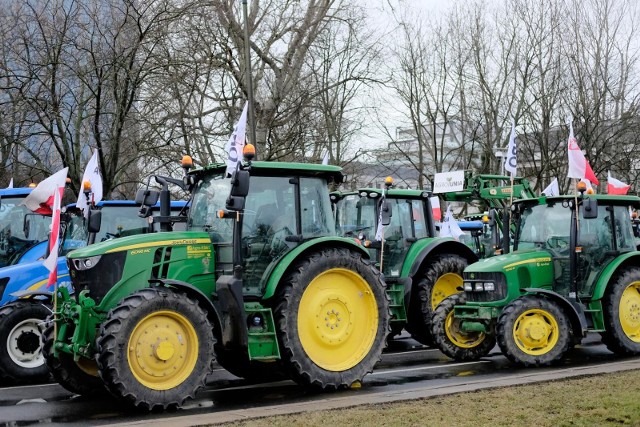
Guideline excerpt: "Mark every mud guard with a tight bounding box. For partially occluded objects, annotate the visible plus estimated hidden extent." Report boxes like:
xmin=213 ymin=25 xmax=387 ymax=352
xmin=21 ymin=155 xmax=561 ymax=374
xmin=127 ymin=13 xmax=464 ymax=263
xmin=8 ymin=289 xmax=53 ymax=301
xmin=406 ymin=238 xmax=479 ymax=278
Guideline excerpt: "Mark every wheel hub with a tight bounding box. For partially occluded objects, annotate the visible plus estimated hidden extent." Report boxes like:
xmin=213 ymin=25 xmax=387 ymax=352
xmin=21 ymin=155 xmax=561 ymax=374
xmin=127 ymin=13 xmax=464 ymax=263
xmin=297 ymin=268 xmax=379 ymax=372
xmin=16 ymin=330 xmax=40 ymax=354
xmin=127 ymin=311 xmax=199 ymax=391
xmin=154 ymin=340 xmax=176 ymax=361
xmin=620 ymin=283 xmax=640 ymax=341
xmin=513 ymin=309 xmax=558 ymax=355
xmin=432 ymin=273 xmax=463 ymax=310
xmin=7 ymin=319 xmax=44 ymax=368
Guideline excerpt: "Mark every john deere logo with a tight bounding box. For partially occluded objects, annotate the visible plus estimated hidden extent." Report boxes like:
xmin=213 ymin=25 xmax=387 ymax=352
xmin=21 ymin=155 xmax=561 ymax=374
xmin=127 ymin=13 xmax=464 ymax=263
xmin=470 ymin=273 xmax=476 ymax=279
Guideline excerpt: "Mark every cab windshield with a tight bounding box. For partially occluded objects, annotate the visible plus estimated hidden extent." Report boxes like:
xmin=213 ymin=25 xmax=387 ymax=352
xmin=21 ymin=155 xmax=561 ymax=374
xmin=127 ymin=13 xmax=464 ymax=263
xmin=516 ymin=203 xmax=571 ymax=250
xmin=95 ymin=206 xmax=150 ymax=242
xmin=0 ymin=196 xmax=51 ymax=267
xmin=189 ymin=173 xmax=232 ymax=242
xmin=335 ymin=194 xmax=376 ymax=239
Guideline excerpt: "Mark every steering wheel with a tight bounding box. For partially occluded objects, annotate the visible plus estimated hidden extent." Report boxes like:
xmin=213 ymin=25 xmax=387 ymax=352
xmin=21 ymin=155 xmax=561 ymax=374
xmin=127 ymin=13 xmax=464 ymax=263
xmin=546 ymin=235 xmax=570 ymax=250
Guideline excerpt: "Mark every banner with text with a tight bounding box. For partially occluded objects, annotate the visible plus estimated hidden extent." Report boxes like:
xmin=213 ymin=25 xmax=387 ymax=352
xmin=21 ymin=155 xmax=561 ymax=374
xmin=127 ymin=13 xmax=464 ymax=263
xmin=433 ymin=170 xmax=465 ymax=194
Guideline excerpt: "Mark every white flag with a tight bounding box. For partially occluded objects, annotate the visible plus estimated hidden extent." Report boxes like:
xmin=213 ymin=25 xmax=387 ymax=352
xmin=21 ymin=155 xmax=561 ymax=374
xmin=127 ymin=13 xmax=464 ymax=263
xmin=505 ymin=120 xmax=517 ymax=175
xmin=7 ymin=178 xmax=13 ymax=189
xmin=541 ymin=178 xmax=560 ymax=197
xmin=439 ymin=205 xmax=464 ymax=241
xmin=375 ymin=192 xmax=386 ymax=241
xmin=225 ymin=102 xmax=249 ymax=177
xmin=76 ymin=150 xmax=103 ymax=216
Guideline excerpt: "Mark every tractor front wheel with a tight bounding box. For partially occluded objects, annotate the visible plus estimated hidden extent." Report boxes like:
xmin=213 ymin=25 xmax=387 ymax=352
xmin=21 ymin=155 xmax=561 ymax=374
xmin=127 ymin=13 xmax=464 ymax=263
xmin=42 ymin=316 xmax=104 ymax=396
xmin=97 ymin=288 xmax=215 ymax=410
xmin=0 ymin=300 xmax=51 ymax=385
xmin=497 ymin=295 xmax=570 ymax=366
xmin=408 ymin=254 xmax=468 ymax=346
xmin=601 ymin=268 xmax=640 ymax=355
xmin=274 ymin=247 xmax=389 ymax=390
xmin=431 ymin=294 xmax=496 ymax=361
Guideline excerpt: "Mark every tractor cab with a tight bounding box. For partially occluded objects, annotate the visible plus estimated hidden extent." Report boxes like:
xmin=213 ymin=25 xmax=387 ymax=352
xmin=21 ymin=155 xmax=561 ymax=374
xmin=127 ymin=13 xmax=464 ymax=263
xmin=511 ymin=194 xmax=638 ymax=298
xmin=0 ymin=189 xmax=51 ymax=268
xmin=332 ymin=187 xmax=435 ymax=278
xmin=189 ymin=161 xmax=342 ymax=294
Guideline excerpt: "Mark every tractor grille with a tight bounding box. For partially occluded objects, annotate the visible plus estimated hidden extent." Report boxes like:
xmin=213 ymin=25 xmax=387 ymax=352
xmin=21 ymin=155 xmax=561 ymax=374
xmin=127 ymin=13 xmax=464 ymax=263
xmin=463 ymin=271 xmax=507 ymax=302
xmin=68 ymin=252 xmax=126 ymax=304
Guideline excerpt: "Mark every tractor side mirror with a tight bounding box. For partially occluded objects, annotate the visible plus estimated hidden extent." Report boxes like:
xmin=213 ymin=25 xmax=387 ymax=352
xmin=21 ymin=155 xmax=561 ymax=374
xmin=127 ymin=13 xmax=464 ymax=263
xmin=380 ymin=200 xmax=392 ymax=226
xmin=226 ymin=169 xmax=250 ymax=211
xmin=87 ymin=209 xmax=102 ymax=233
xmin=135 ymin=188 xmax=160 ymax=206
xmin=582 ymin=198 xmax=598 ymax=219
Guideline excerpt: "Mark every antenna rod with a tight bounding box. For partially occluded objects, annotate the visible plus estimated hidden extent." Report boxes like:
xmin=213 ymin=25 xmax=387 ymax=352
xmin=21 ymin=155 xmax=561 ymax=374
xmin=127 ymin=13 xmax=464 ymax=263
xmin=242 ymin=0 xmax=258 ymax=159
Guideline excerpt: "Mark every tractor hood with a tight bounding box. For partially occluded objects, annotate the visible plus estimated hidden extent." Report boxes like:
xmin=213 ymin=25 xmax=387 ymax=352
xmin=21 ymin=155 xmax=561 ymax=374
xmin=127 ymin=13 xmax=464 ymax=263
xmin=465 ymin=248 xmax=553 ymax=274
xmin=66 ymin=231 xmax=211 ymax=258
xmin=464 ymin=248 xmax=555 ymax=289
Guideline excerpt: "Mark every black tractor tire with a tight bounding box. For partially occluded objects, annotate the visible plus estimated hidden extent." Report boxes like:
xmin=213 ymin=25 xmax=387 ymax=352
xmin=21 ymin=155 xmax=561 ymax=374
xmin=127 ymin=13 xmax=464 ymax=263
xmin=215 ymin=346 xmax=286 ymax=383
xmin=42 ymin=315 xmax=105 ymax=396
xmin=0 ymin=300 xmax=51 ymax=385
xmin=601 ymin=268 xmax=640 ymax=356
xmin=407 ymin=254 xmax=468 ymax=346
xmin=431 ymin=294 xmax=496 ymax=361
xmin=497 ymin=295 xmax=571 ymax=367
xmin=273 ymin=247 xmax=389 ymax=390
xmin=97 ymin=288 xmax=215 ymax=411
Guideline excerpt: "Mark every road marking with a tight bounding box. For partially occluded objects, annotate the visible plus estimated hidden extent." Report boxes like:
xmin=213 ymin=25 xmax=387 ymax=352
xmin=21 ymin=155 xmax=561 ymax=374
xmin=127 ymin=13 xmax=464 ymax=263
xmin=0 ymin=383 xmax=58 ymax=391
xmin=373 ymin=360 xmax=492 ymax=375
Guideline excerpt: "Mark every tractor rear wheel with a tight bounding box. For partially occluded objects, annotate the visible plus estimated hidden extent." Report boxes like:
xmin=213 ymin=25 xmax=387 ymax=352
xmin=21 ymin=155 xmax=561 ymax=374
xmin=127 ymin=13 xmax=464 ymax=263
xmin=431 ymin=294 xmax=496 ymax=361
xmin=97 ymin=288 xmax=215 ymax=410
xmin=42 ymin=316 xmax=104 ymax=396
xmin=497 ymin=295 xmax=570 ymax=366
xmin=273 ymin=247 xmax=389 ymax=390
xmin=601 ymin=268 xmax=640 ymax=355
xmin=408 ymin=254 xmax=467 ymax=346
xmin=0 ymin=300 xmax=50 ymax=385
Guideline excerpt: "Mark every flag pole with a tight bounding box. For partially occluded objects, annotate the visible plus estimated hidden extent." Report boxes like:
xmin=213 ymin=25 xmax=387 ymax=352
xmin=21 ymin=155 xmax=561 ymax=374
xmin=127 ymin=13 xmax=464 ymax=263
xmin=242 ymin=0 xmax=258 ymax=158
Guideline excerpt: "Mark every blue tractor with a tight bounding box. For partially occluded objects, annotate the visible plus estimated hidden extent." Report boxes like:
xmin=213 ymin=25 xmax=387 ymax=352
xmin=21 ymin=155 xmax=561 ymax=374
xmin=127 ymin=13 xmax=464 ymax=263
xmin=0 ymin=188 xmax=52 ymax=268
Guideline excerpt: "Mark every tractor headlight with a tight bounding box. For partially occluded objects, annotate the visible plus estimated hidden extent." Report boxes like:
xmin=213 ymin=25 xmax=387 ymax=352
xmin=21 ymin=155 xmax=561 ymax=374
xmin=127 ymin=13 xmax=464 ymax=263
xmin=483 ymin=282 xmax=495 ymax=291
xmin=463 ymin=282 xmax=473 ymax=292
xmin=474 ymin=283 xmax=484 ymax=291
xmin=75 ymin=255 xmax=102 ymax=271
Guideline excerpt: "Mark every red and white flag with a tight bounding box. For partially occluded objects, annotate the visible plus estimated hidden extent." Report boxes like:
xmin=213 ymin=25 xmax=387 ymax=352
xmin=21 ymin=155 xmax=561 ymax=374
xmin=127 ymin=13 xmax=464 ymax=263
xmin=22 ymin=168 xmax=69 ymax=215
xmin=607 ymin=172 xmax=631 ymax=195
xmin=430 ymin=196 xmax=441 ymax=221
xmin=44 ymin=188 xmax=63 ymax=287
xmin=439 ymin=205 xmax=464 ymax=241
xmin=76 ymin=150 xmax=103 ymax=217
xmin=567 ymin=123 xmax=599 ymax=185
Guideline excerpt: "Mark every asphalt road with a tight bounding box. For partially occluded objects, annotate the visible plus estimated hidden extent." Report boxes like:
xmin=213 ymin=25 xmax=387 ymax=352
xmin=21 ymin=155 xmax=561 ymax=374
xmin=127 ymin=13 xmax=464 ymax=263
xmin=1 ymin=333 xmax=639 ymax=427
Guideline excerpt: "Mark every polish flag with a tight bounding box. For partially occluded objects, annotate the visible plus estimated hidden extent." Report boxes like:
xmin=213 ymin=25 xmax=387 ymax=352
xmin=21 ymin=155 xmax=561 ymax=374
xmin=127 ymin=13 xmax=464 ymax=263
xmin=22 ymin=168 xmax=69 ymax=215
xmin=567 ymin=123 xmax=599 ymax=185
xmin=607 ymin=172 xmax=631 ymax=195
xmin=44 ymin=188 xmax=63 ymax=287
xmin=430 ymin=196 xmax=441 ymax=221
xmin=76 ymin=150 xmax=103 ymax=217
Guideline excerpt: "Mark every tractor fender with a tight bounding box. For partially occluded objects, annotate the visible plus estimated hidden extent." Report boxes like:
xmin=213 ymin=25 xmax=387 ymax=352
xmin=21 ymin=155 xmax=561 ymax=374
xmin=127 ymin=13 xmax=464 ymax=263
xmin=148 ymin=278 xmax=227 ymax=344
xmin=590 ymin=252 xmax=640 ymax=301
xmin=404 ymin=238 xmax=479 ymax=279
xmin=523 ymin=288 xmax=587 ymax=338
xmin=7 ymin=289 xmax=53 ymax=302
xmin=262 ymin=237 xmax=369 ymax=300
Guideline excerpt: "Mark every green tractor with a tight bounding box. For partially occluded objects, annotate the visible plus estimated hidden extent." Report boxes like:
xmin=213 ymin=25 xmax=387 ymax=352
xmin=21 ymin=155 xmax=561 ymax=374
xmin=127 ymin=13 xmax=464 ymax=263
xmin=331 ymin=173 xmax=532 ymax=344
xmin=431 ymin=188 xmax=640 ymax=366
xmin=46 ymin=152 xmax=390 ymax=410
